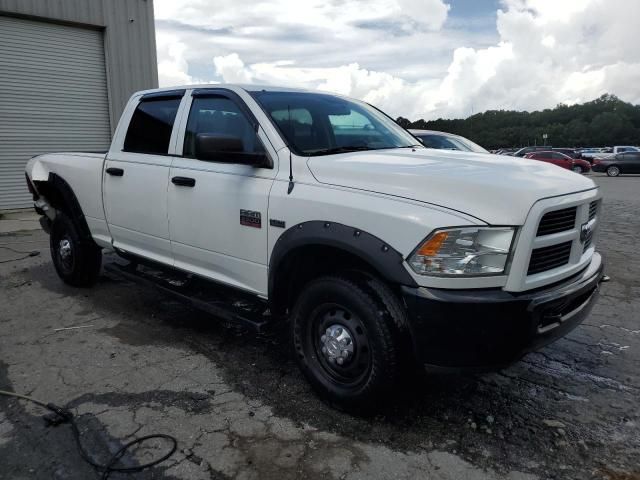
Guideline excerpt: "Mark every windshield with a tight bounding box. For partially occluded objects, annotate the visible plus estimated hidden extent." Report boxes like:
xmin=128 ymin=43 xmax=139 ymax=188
xmin=251 ymin=91 xmax=421 ymax=156
xmin=416 ymin=133 xmax=488 ymax=153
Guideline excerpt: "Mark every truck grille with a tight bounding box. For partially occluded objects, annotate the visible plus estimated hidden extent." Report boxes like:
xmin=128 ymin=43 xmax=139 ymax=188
xmin=512 ymin=193 xmax=600 ymax=291
xmin=536 ymin=207 xmax=577 ymax=236
xmin=582 ymin=229 xmax=594 ymax=250
xmin=527 ymin=241 xmax=573 ymax=275
xmin=588 ymin=200 xmax=598 ymax=220
xmin=583 ymin=200 xmax=599 ymax=251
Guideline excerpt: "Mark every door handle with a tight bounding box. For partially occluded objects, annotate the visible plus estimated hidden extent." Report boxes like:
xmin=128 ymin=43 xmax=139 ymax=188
xmin=105 ymin=167 xmax=124 ymax=177
xmin=171 ymin=176 xmax=196 ymax=187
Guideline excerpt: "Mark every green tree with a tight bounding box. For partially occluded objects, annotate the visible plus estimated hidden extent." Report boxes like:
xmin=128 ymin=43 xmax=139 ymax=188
xmin=395 ymin=116 xmax=412 ymax=128
xmin=403 ymin=94 xmax=640 ymax=150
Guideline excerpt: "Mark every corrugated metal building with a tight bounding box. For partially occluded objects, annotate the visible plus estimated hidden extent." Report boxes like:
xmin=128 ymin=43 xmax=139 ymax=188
xmin=0 ymin=0 xmax=158 ymax=209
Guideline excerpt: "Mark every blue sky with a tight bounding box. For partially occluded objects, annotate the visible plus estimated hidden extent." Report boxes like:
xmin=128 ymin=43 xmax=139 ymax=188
xmin=449 ymin=0 xmax=500 ymax=19
xmin=154 ymin=0 xmax=639 ymax=120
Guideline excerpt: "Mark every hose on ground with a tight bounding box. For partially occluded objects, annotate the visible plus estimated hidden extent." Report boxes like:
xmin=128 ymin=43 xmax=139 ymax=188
xmin=0 ymin=389 xmax=177 ymax=479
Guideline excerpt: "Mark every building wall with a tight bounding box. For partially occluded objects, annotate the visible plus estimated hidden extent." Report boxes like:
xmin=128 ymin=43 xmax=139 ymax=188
xmin=0 ymin=0 xmax=159 ymax=132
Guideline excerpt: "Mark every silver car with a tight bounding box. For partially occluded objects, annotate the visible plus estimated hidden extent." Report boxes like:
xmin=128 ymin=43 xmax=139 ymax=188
xmin=409 ymin=129 xmax=489 ymax=153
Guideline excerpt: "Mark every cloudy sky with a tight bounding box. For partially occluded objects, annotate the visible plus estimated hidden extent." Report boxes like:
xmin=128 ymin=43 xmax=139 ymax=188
xmin=154 ymin=0 xmax=640 ymax=120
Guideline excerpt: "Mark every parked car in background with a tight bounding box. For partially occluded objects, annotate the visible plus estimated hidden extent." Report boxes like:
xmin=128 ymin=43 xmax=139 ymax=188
xmin=553 ymin=148 xmax=580 ymax=159
xmin=592 ymin=152 xmax=640 ymax=176
xmin=524 ymin=151 xmax=591 ymax=173
xmin=494 ymin=148 xmax=517 ymax=155
xmin=576 ymin=158 xmax=592 ymax=172
xmin=409 ymin=129 xmax=489 ymax=153
xmin=513 ymin=146 xmax=553 ymax=157
xmin=611 ymin=146 xmax=639 ymax=154
xmin=579 ymin=148 xmax=605 ymax=161
xmin=571 ymin=157 xmax=592 ymax=173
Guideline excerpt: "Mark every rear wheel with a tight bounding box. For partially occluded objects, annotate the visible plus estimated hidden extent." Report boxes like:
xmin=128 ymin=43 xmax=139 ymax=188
xmin=50 ymin=212 xmax=102 ymax=287
xmin=291 ymin=274 xmax=406 ymax=411
xmin=606 ymin=165 xmax=620 ymax=177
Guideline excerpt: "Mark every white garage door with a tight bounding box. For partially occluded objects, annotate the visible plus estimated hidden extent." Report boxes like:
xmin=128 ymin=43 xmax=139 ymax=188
xmin=0 ymin=16 xmax=111 ymax=209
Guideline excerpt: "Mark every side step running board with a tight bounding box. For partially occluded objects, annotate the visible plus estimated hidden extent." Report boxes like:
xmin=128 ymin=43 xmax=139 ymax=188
xmin=104 ymin=260 xmax=271 ymax=332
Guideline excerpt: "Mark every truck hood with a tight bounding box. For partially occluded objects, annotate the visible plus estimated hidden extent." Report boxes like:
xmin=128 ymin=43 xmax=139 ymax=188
xmin=307 ymin=148 xmax=597 ymax=225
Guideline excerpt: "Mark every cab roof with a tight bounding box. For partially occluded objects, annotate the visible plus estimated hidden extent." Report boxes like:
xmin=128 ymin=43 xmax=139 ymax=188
xmin=135 ymin=84 xmax=316 ymax=96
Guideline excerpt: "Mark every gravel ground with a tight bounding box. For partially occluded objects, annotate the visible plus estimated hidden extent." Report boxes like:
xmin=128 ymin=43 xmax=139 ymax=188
xmin=0 ymin=174 xmax=638 ymax=479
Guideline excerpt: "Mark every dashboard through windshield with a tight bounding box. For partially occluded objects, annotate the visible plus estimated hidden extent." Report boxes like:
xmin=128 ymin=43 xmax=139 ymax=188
xmin=251 ymin=91 xmax=421 ymax=156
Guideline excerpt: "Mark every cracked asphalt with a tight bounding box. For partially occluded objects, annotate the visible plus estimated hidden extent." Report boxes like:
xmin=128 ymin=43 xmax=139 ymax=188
xmin=1 ymin=175 xmax=639 ymax=479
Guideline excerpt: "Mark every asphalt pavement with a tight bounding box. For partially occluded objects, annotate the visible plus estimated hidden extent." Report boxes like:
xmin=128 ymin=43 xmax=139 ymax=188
xmin=0 ymin=174 xmax=638 ymax=479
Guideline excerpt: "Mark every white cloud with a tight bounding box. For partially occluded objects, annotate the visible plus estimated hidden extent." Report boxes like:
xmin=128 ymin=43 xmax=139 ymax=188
xmin=156 ymin=0 xmax=640 ymax=120
xmin=156 ymin=0 xmax=449 ymax=32
xmin=213 ymin=53 xmax=253 ymax=84
xmin=396 ymin=0 xmax=450 ymax=30
xmin=156 ymin=33 xmax=193 ymax=86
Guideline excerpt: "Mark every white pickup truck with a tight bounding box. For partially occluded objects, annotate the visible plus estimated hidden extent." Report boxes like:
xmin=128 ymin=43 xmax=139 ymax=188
xmin=25 ymin=85 xmax=605 ymax=408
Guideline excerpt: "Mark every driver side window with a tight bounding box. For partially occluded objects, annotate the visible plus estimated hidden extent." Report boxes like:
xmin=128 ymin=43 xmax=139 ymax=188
xmin=183 ymin=96 xmax=264 ymax=159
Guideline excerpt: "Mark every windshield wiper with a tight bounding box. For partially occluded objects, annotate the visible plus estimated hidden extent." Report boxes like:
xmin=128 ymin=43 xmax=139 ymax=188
xmin=307 ymin=146 xmax=373 ymax=156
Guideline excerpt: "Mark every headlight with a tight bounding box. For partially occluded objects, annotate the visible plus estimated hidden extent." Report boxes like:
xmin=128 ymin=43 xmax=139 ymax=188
xmin=408 ymin=227 xmax=515 ymax=277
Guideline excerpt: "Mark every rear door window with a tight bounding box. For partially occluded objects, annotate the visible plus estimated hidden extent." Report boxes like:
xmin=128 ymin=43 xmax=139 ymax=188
xmin=124 ymin=97 xmax=182 ymax=154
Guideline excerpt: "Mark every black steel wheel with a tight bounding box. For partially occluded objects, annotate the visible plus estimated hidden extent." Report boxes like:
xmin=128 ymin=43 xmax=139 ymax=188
xmin=50 ymin=212 xmax=102 ymax=287
xmin=310 ymin=305 xmax=372 ymax=386
xmin=291 ymin=274 xmax=407 ymax=410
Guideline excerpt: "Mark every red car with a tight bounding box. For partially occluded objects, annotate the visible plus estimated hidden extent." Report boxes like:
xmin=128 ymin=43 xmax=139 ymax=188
xmin=524 ymin=151 xmax=591 ymax=173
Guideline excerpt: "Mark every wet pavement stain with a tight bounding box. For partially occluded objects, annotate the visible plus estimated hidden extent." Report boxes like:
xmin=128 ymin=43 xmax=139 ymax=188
xmin=1 ymin=177 xmax=639 ymax=479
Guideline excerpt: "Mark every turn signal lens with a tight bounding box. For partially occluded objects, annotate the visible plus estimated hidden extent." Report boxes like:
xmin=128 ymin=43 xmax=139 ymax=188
xmin=417 ymin=231 xmax=449 ymax=256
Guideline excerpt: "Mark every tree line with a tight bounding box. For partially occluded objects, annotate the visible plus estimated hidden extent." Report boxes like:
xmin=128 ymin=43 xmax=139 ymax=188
xmin=396 ymin=94 xmax=640 ymax=150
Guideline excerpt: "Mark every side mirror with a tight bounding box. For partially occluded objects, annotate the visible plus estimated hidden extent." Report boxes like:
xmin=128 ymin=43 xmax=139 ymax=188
xmin=194 ymin=133 xmax=269 ymax=167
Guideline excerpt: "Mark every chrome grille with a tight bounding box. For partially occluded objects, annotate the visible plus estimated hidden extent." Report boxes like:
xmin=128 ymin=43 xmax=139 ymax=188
xmin=536 ymin=207 xmax=577 ymax=236
xmin=527 ymin=241 xmax=573 ymax=275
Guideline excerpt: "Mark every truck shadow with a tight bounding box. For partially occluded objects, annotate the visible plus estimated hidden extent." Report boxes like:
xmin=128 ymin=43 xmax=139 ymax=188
xmin=27 ymin=259 xmax=637 ymax=477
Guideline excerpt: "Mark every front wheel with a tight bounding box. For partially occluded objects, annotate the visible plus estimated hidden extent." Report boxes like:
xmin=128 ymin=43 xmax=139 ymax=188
xmin=606 ymin=165 xmax=620 ymax=177
xmin=291 ymin=274 xmax=406 ymax=411
xmin=572 ymin=165 xmax=583 ymax=173
xmin=50 ymin=212 xmax=102 ymax=287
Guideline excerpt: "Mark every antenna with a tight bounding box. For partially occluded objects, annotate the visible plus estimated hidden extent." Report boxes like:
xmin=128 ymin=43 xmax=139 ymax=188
xmin=287 ymin=105 xmax=295 ymax=194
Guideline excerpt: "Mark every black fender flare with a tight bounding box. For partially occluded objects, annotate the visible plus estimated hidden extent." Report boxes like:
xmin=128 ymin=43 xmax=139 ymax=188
xmin=36 ymin=173 xmax=93 ymax=241
xmin=268 ymin=221 xmax=418 ymax=303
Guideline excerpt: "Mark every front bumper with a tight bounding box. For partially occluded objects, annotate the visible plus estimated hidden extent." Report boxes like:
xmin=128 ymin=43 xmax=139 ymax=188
xmin=401 ymin=252 xmax=604 ymax=371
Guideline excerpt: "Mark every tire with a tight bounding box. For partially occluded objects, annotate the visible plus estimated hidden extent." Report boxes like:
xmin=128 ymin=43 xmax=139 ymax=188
xmin=50 ymin=211 xmax=102 ymax=287
xmin=291 ymin=274 xmax=406 ymax=411
xmin=572 ymin=165 xmax=583 ymax=173
xmin=606 ymin=165 xmax=620 ymax=177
